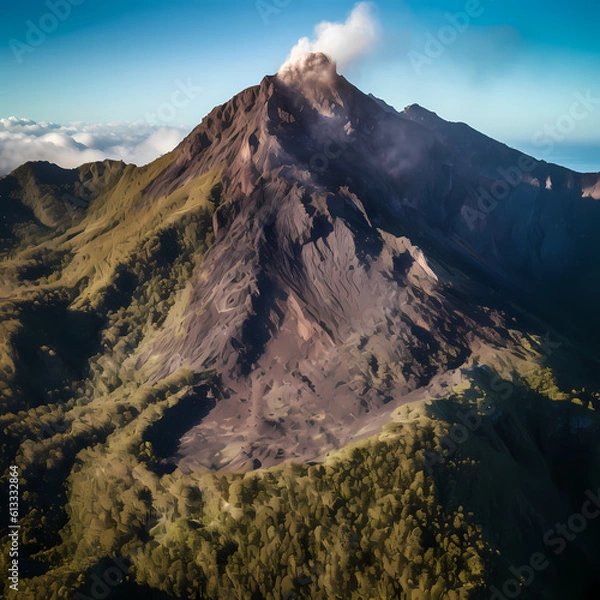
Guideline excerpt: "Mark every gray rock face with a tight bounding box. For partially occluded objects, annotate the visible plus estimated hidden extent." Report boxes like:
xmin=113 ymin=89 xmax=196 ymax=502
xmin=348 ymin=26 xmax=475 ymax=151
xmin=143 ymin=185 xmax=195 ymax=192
xmin=7 ymin=55 xmax=597 ymax=471
xmin=128 ymin=54 xmax=600 ymax=470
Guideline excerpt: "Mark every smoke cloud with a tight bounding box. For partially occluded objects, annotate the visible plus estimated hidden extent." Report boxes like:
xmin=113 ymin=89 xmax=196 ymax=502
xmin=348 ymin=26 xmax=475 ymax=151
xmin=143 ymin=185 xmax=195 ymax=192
xmin=280 ymin=3 xmax=380 ymax=73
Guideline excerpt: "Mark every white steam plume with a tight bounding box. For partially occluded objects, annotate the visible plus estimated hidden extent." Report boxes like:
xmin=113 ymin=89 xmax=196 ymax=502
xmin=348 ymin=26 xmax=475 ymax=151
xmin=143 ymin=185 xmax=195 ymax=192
xmin=280 ymin=3 xmax=380 ymax=74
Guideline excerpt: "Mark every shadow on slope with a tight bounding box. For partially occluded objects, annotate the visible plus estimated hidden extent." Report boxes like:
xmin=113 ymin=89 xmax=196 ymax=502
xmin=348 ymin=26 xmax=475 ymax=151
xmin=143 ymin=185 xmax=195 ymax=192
xmin=142 ymin=384 xmax=217 ymax=474
xmin=425 ymin=363 xmax=600 ymax=599
xmin=11 ymin=298 xmax=104 ymax=409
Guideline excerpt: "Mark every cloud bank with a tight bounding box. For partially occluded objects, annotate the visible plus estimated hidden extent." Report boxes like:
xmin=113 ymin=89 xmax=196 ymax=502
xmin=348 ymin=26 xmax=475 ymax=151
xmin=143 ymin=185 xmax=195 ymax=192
xmin=280 ymin=2 xmax=380 ymax=73
xmin=0 ymin=117 xmax=188 ymax=176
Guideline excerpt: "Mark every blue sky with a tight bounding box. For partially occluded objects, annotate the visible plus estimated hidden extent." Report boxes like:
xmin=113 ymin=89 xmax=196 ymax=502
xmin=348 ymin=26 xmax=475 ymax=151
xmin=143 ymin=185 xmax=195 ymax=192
xmin=1 ymin=0 xmax=599 ymax=172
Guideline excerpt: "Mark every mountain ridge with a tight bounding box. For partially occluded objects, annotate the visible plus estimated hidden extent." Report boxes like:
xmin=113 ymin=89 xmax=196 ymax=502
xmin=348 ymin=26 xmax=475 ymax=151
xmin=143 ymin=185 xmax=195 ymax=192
xmin=1 ymin=53 xmax=600 ymax=471
xmin=3 ymin=53 xmax=600 ymax=599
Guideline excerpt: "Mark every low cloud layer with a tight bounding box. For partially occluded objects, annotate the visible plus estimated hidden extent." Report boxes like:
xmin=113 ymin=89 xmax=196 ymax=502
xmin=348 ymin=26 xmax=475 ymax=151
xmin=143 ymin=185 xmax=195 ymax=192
xmin=0 ymin=117 xmax=188 ymax=176
xmin=280 ymin=2 xmax=380 ymax=73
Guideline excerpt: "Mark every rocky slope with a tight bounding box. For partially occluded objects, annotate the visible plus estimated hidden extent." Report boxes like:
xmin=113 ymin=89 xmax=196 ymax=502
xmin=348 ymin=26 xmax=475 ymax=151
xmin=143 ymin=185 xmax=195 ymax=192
xmin=2 ymin=52 xmax=600 ymax=599
xmin=134 ymin=53 xmax=600 ymax=470
xmin=2 ymin=55 xmax=600 ymax=472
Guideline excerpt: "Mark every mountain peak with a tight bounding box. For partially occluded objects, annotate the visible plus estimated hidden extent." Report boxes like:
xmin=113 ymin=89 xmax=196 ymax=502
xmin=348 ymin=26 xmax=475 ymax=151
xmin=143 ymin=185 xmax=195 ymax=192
xmin=274 ymin=52 xmax=358 ymax=119
xmin=277 ymin=52 xmax=338 ymax=85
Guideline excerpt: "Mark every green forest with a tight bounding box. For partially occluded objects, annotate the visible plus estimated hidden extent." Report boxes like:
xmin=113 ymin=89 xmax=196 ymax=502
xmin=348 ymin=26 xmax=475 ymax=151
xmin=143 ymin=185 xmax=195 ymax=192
xmin=2 ymin=164 xmax=600 ymax=599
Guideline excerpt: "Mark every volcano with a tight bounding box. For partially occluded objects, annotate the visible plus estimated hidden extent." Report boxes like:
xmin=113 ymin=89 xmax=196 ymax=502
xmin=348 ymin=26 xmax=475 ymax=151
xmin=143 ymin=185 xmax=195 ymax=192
xmin=2 ymin=54 xmax=600 ymax=471
xmin=2 ymin=53 xmax=600 ymax=599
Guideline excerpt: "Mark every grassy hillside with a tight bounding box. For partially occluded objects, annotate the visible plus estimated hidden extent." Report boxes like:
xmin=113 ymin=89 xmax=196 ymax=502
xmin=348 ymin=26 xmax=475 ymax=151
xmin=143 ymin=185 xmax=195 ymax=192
xmin=3 ymin=354 xmax=600 ymax=599
xmin=2 ymin=156 xmax=600 ymax=599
